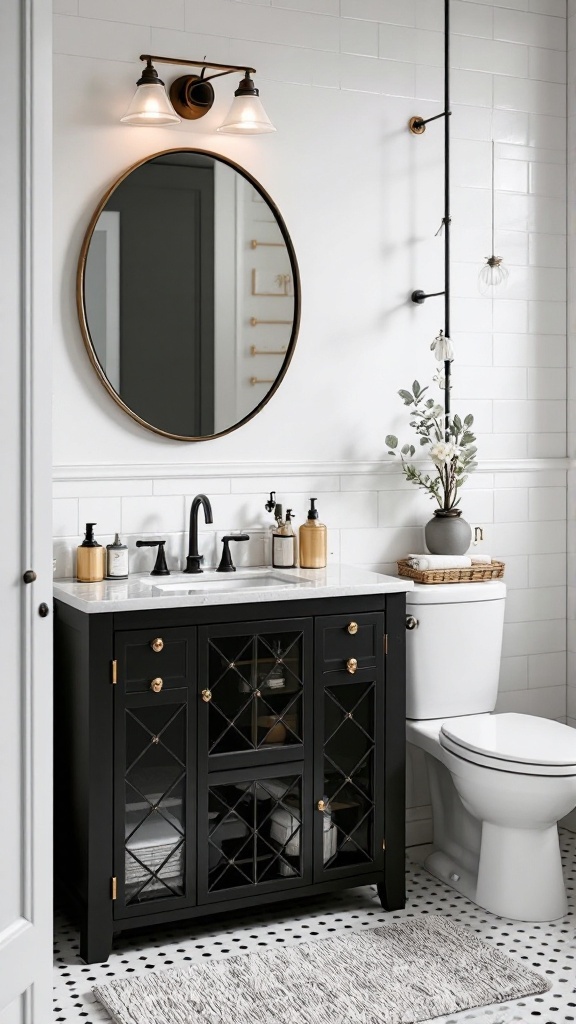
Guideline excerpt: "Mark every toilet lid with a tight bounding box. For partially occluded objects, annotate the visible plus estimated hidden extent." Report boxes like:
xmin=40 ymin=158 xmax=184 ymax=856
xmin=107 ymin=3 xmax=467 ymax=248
xmin=440 ymin=713 xmax=576 ymax=770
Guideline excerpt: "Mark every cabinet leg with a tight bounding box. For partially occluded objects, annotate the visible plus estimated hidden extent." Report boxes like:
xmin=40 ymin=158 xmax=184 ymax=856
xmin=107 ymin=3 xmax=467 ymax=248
xmin=377 ymin=877 xmax=405 ymax=912
xmin=80 ymin=917 xmax=114 ymax=965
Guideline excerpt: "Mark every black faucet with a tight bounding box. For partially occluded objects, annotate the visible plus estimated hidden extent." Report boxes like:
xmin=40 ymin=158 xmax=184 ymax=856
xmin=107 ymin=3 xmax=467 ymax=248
xmin=183 ymin=494 xmax=213 ymax=574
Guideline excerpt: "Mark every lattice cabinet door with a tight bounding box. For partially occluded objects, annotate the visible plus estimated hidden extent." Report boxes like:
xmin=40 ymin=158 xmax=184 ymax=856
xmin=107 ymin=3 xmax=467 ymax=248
xmin=197 ymin=761 xmax=312 ymax=904
xmin=113 ymin=627 xmax=196 ymax=919
xmin=313 ymin=613 xmax=386 ymax=882
xmin=198 ymin=618 xmax=313 ymax=769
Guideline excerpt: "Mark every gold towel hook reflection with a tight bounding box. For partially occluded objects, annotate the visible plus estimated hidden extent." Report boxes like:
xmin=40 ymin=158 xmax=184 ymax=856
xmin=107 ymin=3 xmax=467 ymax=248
xmin=250 ymin=317 xmax=291 ymax=327
xmin=250 ymin=239 xmax=285 ymax=248
xmin=250 ymin=346 xmax=287 ymax=357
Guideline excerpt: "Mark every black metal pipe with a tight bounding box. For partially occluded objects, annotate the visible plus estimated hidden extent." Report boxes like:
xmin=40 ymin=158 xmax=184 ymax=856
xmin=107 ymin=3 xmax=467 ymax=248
xmin=444 ymin=0 xmax=451 ymax=441
xmin=412 ymin=110 xmax=452 ymax=129
xmin=411 ymin=289 xmax=445 ymax=304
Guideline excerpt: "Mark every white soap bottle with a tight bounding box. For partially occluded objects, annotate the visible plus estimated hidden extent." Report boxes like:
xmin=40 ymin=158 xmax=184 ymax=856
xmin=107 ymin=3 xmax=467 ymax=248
xmin=106 ymin=533 xmax=129 ymax=579
xmin=272 ymin=505 xmax=293 ymax=569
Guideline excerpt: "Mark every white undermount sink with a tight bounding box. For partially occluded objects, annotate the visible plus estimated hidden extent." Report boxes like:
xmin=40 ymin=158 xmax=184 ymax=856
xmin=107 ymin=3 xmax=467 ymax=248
xmin=141 ymin=569 xmax=309 ymax=596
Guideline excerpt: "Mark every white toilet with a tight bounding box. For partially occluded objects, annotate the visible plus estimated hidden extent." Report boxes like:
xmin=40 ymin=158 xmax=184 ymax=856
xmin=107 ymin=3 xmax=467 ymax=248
xmin=406 ymin=580 xmax=576 ymax=922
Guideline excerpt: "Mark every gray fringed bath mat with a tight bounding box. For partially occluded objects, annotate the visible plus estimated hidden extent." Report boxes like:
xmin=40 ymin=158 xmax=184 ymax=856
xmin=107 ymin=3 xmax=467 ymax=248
xmin=94 ymin=915 xmax=550 ymax=1024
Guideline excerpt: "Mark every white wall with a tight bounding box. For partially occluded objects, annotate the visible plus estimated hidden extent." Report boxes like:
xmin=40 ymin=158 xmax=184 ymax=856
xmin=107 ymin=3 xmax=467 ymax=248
xmin=52 ymin=0 xmax=569 ymax=842
xmin=568 ymin=0 xmax=576 ymax=742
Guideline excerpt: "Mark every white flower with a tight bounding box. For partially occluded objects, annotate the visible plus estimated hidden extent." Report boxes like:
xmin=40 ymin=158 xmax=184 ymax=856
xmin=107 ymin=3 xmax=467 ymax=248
xmin=430 ymin=330 xmax=454 ymax=362
xmin=429 ymin=441 xmax=462 ymax=465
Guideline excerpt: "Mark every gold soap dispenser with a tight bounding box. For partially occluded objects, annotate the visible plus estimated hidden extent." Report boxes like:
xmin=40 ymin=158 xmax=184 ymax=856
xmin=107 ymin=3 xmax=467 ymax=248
xmin=299 ymin=498 xmax=327 ymax=569
xmin=76 ymin=522 xmax=106 ymax=582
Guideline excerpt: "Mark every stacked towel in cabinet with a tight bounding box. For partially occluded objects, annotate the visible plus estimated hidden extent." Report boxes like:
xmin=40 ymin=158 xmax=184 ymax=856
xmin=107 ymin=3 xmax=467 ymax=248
xmin=125 ymin=809 xmax=184 ymax=894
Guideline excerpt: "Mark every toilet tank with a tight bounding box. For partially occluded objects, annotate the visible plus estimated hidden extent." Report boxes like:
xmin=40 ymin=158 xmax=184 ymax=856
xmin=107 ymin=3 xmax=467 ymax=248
xmin=405 ymin=581 xmax=506 ymax=720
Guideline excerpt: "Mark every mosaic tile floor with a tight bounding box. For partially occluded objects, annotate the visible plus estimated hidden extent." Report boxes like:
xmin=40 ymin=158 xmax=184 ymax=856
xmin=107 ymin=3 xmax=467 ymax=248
xmin=54 ymin=829 xmax=575 ymax=1023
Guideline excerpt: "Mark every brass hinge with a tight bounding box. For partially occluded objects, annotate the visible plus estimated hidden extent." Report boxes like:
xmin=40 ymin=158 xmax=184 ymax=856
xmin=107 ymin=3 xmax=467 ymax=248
xmin=111 ymin=659 xmax=117 ymax=684
xmin=384 ymin=634 xmax=388 ymax=656
xmin=111 ymin=876 xmax=117 ymax=900
xmin=382 ymin=838 xmax=386 ymax=851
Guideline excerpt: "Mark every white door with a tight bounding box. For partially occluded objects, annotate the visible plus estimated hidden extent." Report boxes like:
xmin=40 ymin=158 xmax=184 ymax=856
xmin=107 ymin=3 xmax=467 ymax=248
xmin=0 ymin=0 xmax=53 ymax=1021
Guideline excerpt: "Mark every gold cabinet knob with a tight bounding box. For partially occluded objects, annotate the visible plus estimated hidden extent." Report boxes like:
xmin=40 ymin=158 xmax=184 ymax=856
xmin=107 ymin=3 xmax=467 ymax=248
xmin=346 ymin=657 xmax=358 ymax=674
xmin=151 ymin=637 xmax=164 ymax=652
xmin=317 ymin=799 xmax=326 ymax=812
xmin=201 ymin=689 xmax=212 ymax=703
xmin=347 ymin=621 xmax=358 ymax=635
xmin=150 ymin=677 xmax=163 ymax=693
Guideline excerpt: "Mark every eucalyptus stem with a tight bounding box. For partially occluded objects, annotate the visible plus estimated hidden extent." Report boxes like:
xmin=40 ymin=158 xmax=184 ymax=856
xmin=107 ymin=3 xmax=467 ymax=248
xmin=385 ymin=379 xmax=478 ymax=509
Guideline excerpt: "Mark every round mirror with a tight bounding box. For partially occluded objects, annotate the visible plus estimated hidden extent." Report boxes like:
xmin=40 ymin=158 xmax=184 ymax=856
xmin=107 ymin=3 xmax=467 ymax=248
xmin=77 ymin=149 xmax=300 ymax=440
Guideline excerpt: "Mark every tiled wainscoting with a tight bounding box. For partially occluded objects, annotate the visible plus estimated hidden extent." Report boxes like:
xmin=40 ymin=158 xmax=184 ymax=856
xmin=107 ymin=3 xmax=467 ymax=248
xmin=53 ymin=458 xmax=570 ymax=842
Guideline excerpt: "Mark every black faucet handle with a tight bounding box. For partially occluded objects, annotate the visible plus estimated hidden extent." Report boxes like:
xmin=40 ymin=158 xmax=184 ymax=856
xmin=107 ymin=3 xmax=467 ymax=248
xmin=136 ymin=539 xmax=170 ymax=576
xmin=216 ymin=534 xmax=250 ymax=573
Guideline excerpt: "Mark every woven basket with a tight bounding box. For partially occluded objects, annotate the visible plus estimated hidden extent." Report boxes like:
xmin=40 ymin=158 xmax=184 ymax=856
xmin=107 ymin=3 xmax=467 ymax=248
xmin=397 ymin=558 xmax=505 ymax=585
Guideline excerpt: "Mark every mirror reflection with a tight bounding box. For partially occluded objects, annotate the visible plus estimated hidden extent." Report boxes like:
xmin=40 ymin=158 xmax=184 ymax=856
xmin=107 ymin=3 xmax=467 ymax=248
xmin=79 ymin=149 xmax=300 ymax=440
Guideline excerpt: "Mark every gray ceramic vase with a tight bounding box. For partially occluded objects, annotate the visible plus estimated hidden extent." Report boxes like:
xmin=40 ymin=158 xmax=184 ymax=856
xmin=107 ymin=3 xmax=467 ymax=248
xmin=424 ymin=509 xmax=472 ymax=556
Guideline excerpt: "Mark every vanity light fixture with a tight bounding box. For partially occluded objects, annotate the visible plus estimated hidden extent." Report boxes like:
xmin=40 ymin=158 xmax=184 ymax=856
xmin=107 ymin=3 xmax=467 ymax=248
xmin=121 ymin=55 xmax=276 ymax=134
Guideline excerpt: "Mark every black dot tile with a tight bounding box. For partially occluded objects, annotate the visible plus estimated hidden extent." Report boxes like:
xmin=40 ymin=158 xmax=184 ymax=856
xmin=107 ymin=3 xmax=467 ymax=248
xmin=53 ymin=830 xmax=576 ymax=1023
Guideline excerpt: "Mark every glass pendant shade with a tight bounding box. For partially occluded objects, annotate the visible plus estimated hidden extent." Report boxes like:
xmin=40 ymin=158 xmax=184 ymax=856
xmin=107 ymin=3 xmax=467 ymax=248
xmin=217 ymin=93 xmax=276 ymax=134
xmin=478 ymin=257 xmax=509 ymax=295
xmin=121 ymin=82 xmax=181 ymax=126
xmin=217 ymin=74 xmax=276 ymax=134
xmin=478 ymin=141 xmax=508 ymax=294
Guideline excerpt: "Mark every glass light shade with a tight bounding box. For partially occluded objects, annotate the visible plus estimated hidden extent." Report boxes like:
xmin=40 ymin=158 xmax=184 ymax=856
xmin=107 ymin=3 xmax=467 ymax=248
xmin=120 ymin=82 xmax=181 ymax=126
xmin=478 ymin=257 xmax=508 ymax=295
xmin=217 ymin=93 xmax=276 ymax=135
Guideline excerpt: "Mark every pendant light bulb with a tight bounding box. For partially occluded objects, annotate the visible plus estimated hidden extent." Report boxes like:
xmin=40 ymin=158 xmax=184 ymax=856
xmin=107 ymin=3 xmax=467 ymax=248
xmin=217 ymin=72 xmax=276 ymax=135
xmin=479 ymin=255 xmax=509 ymax=295
xmin=121 ymin=60 xmax=181 ymax=126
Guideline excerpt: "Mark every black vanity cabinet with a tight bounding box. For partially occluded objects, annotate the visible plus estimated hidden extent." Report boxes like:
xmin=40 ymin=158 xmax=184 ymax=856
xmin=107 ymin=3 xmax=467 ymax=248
xmin=54 ymin=593 xmax=406 ymax=964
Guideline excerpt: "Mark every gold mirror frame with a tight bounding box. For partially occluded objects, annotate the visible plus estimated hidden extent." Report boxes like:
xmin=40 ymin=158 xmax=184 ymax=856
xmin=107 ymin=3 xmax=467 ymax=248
xmin=77 ymin=148 xmax=301 ymax=441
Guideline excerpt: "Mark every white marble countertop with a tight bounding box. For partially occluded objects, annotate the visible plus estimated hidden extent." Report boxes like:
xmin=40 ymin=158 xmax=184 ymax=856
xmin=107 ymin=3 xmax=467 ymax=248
xmin=53 ymin=564 xmax=413 ymax=614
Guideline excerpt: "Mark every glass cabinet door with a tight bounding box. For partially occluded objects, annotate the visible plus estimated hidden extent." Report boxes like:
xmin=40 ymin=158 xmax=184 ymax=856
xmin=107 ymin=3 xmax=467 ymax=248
xmin=114 ymin=626 xmax=196 ymax=918
xmin=314 ymin=614 xmax=385 ymax=882
xmin=317 ymin=679 xmax=380 ymax=874
xmin=199 ymin=619 xmax=312 ymax=767
xmin=114 ymin=692 xmax=196 ymax=917
xmin=198 ymin=762 xmax=311 ymax=903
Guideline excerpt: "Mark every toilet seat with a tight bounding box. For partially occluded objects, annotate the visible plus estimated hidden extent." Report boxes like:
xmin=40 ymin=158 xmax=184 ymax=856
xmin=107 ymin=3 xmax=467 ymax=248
xmin=440 ymin=713 xmax=576 ymax=777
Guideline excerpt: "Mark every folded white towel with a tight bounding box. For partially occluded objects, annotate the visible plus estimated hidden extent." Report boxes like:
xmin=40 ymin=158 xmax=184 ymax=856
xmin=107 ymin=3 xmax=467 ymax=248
xmin=470 ymin=554 xmax=492 ymax=564
xmin=408 ymin=554 xmax=472 ymax=570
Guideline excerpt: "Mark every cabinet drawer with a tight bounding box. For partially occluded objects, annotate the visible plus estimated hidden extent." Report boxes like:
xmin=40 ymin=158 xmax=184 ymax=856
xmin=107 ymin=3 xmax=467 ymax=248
xmin=316 ymin=613 xmax=384 ymax=674
xmin=115 ymin=627 xmax=195 ymax=693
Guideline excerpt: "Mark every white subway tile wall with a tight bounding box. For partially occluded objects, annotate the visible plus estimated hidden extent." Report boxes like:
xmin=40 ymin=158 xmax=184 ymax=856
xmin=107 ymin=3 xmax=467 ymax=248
xmin=53 ymin=467 xmax=568 ymax=797
xmin=52 ymin=0 xmax=572 ymax=842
